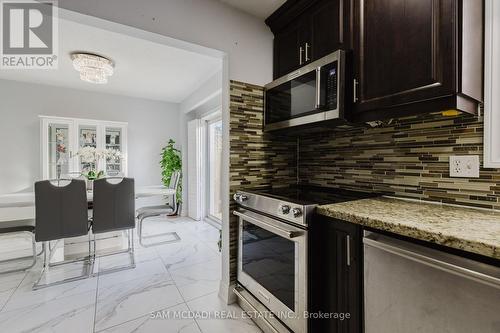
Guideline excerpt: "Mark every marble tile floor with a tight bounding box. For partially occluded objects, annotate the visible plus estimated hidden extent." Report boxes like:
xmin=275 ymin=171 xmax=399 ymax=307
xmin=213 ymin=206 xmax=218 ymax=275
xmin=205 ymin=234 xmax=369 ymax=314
xmin=0 ymin=217 xmax=262 ymax=333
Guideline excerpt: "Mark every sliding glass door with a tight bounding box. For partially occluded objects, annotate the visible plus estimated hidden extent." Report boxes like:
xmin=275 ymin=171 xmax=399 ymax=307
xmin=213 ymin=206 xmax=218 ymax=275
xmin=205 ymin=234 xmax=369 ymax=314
xmin=207 ymin=118 xmax=223 ymax=221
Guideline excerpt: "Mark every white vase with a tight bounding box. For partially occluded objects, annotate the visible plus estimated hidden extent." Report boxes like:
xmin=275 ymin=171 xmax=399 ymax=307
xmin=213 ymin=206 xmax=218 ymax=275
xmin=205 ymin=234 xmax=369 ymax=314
xmin=86 ymin=179 xmax=94 ymax=191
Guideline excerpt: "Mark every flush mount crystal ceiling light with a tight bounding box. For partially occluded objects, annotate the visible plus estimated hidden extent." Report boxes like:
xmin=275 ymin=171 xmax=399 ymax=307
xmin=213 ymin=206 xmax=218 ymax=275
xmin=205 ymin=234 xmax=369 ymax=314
xmin=71 ymin=53 xmax=114 ymax=84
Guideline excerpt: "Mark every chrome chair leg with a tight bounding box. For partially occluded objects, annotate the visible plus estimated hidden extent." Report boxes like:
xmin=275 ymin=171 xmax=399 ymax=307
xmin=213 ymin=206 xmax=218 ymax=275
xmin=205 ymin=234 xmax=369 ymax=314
xmin=131 ymin=229 xmax=135 ymax=253
xmin=0 ymin=231 xmax=37 ymax=275
xmin=33 ymin=238 xmax=95 ymax=290
xmin=129 ymin=229 xmax=136 ymax=268
xmin=93 ymin=234 xmax=97 ymax=261
xmin=93 ymin=228 xmax=136 ymax=276
xmin=137 ymin=216 xmax=181 ymax=248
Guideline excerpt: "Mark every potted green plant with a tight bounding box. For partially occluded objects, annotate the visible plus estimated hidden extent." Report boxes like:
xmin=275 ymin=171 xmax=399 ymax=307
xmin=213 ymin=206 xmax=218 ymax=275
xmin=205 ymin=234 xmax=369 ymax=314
xmin=160 ymin=139 xmax=182 ymax=214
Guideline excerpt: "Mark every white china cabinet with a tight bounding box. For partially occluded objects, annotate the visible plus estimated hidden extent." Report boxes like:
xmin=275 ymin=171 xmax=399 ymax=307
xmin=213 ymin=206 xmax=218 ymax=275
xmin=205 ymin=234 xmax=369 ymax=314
xmin=40 ymin=116 xmax=128 ymax=180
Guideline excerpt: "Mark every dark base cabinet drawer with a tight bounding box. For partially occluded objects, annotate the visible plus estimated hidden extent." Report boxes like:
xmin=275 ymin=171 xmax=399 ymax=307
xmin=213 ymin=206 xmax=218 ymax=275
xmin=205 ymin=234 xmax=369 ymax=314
xmin=309 ymin=216 xmax=363 ymax=333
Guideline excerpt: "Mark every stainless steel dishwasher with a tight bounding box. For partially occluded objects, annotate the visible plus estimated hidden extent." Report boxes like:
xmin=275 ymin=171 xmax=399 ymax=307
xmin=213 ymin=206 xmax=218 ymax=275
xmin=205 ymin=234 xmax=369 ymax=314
xmin=363 ymin=231 xmax=500 ymax=333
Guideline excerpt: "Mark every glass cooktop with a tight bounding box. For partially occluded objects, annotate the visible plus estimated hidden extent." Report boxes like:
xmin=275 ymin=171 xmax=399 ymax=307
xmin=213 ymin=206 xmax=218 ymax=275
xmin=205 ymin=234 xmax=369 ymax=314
xmin=253 ymin=185 xmax=378 ymax=206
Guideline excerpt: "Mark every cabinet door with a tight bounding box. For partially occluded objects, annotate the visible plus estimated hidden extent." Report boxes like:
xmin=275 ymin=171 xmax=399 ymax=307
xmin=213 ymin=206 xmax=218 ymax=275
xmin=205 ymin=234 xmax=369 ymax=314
xmin=77 ymin=124 xmax=98 ymax=174
xmin=274 ymin=24 xmax=301 ymax=78
xmin=104 ymin=125 xmax=127 ymax=176
xmin=298 ymin=15 xmax=312 ymax=64
xmin=331 ymin=220 xmax=362 ymax=333
xmin=310 ymin=217 xmax=362 ymax=333
xmin=353 ymin=0 xmax=455 ymax=116
xmin=310 ymin=0 xmax=349 ymax=61
xmin=42 ymin=119 xmax=75 ymax=180
xmin=337 ymin=222 xmax=362 ymax=333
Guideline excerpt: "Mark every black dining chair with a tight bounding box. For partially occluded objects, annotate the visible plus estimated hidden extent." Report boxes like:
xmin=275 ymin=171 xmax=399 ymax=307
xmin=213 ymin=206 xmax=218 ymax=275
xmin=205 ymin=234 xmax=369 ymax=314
xmin=92 ymin=177 xmax=136 ymax=274
xmin=136 ymin=171 xmax=181 ymax=247
xmin=33 ymin=178 xmax=93 ymax=290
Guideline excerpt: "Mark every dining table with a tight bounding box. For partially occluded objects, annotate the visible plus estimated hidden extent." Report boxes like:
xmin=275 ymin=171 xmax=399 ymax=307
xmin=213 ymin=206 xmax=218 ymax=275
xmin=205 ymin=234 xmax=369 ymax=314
xmin=0 ymin=186 xmax=175 ymax=223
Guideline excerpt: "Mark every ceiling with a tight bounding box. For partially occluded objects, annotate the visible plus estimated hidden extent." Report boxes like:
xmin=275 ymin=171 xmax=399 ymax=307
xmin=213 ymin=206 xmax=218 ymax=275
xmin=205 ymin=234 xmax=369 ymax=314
xmin=219 ymin=0 xmax=286 ymax=19
xmin=0 ymin=18 xmax=222 ymax=103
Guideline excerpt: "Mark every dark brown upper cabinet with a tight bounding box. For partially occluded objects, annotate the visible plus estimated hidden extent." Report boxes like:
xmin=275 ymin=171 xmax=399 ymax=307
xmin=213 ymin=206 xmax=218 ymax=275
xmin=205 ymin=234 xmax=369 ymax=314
xmin=267 ymin=0 xmax=351 ymax=79
xmin=267 ymin=0 xmax=484 ymax=123
xmin=310 ymin=0 xmax=349 ymax=60
xmin=351 ymin=0 xmax=483 ymax=122
xmin=273 ymin=24 xmax=302 ymax=78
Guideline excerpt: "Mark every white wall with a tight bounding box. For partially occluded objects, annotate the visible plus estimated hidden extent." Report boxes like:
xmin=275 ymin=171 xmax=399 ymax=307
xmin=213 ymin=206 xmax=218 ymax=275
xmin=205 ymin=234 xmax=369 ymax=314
xmin=58 ymin=0 xmax=274 ymax=86
xmin=0 ymin=79 xmax=180 ymax=194
xmin=180 ymin=71 xmax=222 ymax=114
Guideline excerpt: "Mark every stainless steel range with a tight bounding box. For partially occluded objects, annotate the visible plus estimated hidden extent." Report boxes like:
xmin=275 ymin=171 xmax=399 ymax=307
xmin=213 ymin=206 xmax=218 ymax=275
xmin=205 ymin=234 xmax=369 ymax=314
xmin=232 ymin=186 xmax=375 ymax=333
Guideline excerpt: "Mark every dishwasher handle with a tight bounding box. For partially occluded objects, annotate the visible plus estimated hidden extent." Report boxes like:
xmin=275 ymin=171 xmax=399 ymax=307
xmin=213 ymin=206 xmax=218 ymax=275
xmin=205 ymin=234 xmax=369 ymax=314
xmin=363 ymin=233 xmax=500 ymax=290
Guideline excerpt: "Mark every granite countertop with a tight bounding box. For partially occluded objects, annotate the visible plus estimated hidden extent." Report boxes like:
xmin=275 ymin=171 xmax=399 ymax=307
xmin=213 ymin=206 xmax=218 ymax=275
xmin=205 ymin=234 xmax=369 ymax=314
xmin=317 ymin=197 xmax=500 ymax=260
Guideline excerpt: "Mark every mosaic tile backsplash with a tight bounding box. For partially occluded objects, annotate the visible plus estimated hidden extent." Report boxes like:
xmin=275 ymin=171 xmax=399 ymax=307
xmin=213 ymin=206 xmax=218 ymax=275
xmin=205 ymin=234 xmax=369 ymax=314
xmin=299 ymin=112 xmax=500 ymax=210
xmin=228 ymin=80 xmax=500 ymax=284
xmin=229 ymin=80 xmax=296 ymax=282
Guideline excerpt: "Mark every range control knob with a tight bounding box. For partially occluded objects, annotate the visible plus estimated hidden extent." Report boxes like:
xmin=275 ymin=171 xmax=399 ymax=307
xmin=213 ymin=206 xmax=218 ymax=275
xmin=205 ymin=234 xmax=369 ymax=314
xmin=291 ymin=208 xmax=302 ymax=218
xmin=280 ymin=205 xmax=291 ymax=215
xmin=233 ymin=193 xmax=248 ymax=202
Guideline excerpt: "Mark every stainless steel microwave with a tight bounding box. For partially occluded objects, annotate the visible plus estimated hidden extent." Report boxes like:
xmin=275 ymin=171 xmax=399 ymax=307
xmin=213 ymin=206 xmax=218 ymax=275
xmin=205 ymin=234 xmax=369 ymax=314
xmin=264 ymin=49 xmax=346 ymax=132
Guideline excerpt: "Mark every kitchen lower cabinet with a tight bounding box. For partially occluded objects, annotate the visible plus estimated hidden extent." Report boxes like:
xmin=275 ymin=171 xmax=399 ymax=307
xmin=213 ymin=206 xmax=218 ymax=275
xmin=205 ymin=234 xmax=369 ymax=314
xmin=310 ymin=216 xmax=362 ymax=333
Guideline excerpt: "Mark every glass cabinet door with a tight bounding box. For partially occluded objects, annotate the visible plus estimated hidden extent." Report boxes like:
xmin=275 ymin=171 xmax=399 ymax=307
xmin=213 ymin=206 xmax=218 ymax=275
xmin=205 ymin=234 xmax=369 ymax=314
xmin=78 ymin=125 xmax=98 ymax=173
xmin=105 ymin=127 xmax=123 ymax=175
xmin=42 ymin=117 xmax=127 ymax=180
xmin=47 ymin=123 xmax=71 ymax=179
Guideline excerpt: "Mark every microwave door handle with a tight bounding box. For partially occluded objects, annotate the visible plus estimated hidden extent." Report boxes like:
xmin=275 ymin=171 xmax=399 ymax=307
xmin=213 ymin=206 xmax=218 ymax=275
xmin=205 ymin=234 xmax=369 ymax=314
xmin=315 ymin=67 xmax=322 ymax=109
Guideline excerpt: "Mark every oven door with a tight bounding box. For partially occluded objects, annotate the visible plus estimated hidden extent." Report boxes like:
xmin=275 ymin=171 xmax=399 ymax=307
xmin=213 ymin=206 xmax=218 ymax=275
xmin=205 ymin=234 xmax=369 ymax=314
xmin=234 ymin=209 xmax=307 ymax=333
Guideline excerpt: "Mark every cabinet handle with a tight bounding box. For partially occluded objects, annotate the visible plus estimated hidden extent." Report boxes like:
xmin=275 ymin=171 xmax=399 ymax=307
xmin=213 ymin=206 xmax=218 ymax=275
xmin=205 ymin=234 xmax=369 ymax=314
xmin=315 ymin=68 xmax=321 ymax=109
xmin=346 ymin=235 xmax=351 ymax=266
xmin=299 ymin=46 xmax=304 ymax=65
xmin=353 ymin=79 xmax=359 ymax=103
xmin=305 ymin=43 xmax=310 ymax=62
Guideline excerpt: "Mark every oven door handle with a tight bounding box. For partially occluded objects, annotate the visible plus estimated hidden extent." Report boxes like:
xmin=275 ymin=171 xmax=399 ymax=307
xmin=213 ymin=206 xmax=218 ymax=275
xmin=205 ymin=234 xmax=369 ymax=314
xmin=233 ymin=210 xmax=302 ymax=239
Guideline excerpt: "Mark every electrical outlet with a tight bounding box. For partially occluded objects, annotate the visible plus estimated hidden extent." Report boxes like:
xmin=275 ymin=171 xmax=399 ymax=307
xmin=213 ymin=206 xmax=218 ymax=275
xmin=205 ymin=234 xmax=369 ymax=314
xmin=449 ymin=155 xmax=480 ymax=178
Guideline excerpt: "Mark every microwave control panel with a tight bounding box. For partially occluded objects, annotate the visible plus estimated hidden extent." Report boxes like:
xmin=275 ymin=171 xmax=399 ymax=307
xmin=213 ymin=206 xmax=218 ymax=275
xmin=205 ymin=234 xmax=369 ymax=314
xmin=325 ymin=61 xmax=338 ymax=110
